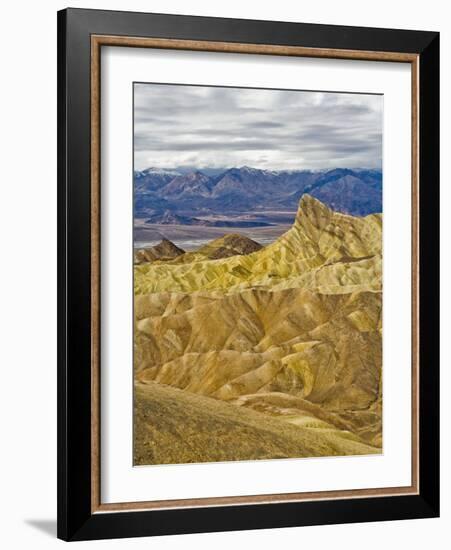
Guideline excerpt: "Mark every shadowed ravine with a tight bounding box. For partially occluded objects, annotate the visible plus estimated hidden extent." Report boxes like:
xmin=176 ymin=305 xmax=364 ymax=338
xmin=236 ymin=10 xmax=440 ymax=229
xmin=133 ymin=195 xmax=382 ymax=465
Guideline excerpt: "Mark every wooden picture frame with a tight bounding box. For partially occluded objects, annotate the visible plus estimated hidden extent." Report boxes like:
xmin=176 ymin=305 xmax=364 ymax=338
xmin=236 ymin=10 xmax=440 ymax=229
xmin=57 ymin=7 xmax=439 ymax=541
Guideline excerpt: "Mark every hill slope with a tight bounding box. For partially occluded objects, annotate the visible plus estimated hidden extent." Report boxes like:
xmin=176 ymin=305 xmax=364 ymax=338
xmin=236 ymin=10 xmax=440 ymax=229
xmin=135 ymin=382 xmax=378 ymax=465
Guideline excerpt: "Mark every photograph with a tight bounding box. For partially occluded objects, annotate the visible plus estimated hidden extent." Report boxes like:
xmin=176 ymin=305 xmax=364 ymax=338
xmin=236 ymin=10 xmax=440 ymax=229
xmin=132 ymin=83 xmax=384 ymax=466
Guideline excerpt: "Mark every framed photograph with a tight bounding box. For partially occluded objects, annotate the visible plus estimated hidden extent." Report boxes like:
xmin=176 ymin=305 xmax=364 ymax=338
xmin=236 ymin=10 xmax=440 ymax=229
xmin=57 ymin=8 xmax=439 ymax=541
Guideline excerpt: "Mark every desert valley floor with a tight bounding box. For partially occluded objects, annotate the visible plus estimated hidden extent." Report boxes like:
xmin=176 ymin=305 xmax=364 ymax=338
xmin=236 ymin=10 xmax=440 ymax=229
xmin=133 ymin=195 xmax=383 ymax=465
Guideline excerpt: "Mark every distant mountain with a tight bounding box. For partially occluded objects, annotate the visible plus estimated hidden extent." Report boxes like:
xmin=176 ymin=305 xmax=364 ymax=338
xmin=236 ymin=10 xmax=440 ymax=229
xmin=135 ymin=167 xmax=182 ymax=192
xmin=211 ymin=166 xmax=274 ymax=199
xmin=162 ymin=171 xmax=214 ymax=198
xmin=309 ymin=175 xmax=381 ymax=216
xmin=134 ymin=168 xmax=182 ymax=217
xmin=145 ymin=209 xmax=272 ymax=228
xmin=134 ymin=166 xmax=382 ymax=220
xmin=145 ymin=210 xmax=210 ymax=226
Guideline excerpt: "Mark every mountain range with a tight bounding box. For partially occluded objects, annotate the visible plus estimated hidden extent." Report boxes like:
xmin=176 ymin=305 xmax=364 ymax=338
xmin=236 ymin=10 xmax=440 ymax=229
xmin=134 ymin=166 xmax=382 ymax=221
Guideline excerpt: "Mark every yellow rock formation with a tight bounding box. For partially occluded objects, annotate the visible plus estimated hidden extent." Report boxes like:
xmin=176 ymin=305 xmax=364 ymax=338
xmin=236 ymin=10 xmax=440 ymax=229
xmin=134 ymin=195 xmax=383 ymax=464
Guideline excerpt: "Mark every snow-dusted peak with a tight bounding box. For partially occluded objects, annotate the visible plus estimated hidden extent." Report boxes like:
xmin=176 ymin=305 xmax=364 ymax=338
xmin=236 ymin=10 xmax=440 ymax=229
xmin=141 ymin=167 xmax=182 ymax=177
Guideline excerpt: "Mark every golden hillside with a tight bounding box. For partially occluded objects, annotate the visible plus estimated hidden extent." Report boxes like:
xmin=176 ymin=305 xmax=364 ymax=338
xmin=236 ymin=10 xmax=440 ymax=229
xmin=134 ymin=195 xmax=383 ymax=464
xmin=135 ymin=382 xmax=379 ymax=466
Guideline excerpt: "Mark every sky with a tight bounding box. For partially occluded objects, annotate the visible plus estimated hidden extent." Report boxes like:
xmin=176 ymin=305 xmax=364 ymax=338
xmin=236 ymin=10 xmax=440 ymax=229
xmin=134 ymin=83 xmax=383 ymax=172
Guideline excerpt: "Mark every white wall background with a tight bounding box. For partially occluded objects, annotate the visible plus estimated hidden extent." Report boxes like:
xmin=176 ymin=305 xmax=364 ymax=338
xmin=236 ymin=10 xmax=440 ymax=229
xmin=0 ymin=0 xmax=448 ymax=548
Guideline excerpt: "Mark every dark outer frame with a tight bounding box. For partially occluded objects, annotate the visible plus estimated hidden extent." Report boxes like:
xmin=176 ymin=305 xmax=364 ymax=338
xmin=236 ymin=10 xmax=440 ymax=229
xmin=57 ymin=7 xmax=439 ymax=541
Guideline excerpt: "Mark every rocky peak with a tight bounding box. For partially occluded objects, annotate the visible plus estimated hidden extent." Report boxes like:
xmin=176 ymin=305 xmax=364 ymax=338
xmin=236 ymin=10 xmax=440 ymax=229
xmin=198 ymin=233 xmax=263 ymax=259
xmin=152 ymin=238 xmax=185 ymax=256
xmin=134 ymin=238 xmax=185 ymax=264
xmin=294 ymin=194 xmax=332 ymax=235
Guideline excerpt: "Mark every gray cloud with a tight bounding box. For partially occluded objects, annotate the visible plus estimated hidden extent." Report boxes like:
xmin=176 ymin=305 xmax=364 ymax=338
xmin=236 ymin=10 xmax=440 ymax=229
xmin=134 ymin=83 xmax=383 ymax=171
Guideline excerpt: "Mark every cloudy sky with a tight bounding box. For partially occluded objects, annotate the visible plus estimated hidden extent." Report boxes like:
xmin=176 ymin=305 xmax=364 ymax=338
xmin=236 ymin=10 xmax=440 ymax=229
xmin=134 ymin=83 xmax=383 ymax=172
